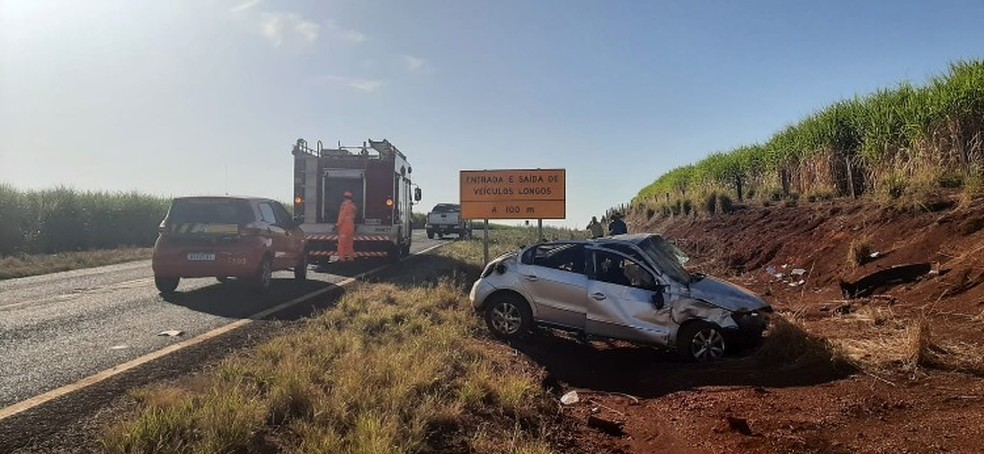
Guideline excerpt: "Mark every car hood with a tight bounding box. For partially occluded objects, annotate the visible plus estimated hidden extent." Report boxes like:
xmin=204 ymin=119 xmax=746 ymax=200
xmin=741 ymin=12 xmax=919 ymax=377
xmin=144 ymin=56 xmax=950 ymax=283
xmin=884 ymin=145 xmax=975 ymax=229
xmin=686 ymin=276 xmax=769 ymax=312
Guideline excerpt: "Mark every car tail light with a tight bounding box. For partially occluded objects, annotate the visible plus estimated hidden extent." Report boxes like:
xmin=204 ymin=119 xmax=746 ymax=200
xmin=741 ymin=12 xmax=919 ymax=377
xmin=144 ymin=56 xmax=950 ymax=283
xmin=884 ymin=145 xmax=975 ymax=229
xmin=240 ymin=223 xmax=264 ymax=236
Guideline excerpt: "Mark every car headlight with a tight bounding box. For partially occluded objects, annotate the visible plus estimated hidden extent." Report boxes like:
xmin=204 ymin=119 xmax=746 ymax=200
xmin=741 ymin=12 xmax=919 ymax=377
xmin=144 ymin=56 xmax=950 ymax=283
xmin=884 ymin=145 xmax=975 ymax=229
xmin=481 ymin=262 xmax=496 ymax=278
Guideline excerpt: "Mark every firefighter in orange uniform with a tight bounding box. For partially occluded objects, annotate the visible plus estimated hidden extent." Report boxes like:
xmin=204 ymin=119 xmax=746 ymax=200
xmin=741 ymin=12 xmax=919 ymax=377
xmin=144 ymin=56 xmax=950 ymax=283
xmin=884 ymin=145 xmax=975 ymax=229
xmin=337 ymin=191 xmax=357 ymax=262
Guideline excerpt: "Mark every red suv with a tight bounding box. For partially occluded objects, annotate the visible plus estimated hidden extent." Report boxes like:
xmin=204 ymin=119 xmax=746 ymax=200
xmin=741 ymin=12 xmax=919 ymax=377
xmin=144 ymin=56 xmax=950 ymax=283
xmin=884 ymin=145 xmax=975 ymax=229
xmin=152 ymin=196 xmax=307 ymax=294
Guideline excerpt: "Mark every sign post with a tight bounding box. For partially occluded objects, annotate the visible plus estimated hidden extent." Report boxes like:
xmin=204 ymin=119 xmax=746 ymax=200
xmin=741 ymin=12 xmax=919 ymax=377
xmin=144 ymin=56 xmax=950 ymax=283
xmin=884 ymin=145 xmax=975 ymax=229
xmin=460 ymin=169 xmax=566 ymax=264
xmin=483 ymin=219 xmax=489 ymax=265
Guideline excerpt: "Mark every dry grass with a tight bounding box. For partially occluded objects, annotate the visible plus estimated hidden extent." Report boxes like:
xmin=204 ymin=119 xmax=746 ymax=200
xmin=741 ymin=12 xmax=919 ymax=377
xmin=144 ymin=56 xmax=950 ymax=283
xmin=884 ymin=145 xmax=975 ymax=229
xmin=832 ymin=311 xmax=984 ymax=376
xmin=103 ymin=233 xmax=558 ymax=453
xmin=847 ymin=239 xmax=873 ymax=269
xmin=751 ymin=312 xmax=856 ymax=373
xmin=0 ymin=247 xmax=152 ymax=280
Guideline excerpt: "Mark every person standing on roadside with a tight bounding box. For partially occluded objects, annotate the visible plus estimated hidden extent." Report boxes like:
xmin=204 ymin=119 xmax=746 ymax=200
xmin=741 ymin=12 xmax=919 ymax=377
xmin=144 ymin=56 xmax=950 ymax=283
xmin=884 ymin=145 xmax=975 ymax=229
xmin=587 ymin=216 xmax=604 ymax=238
xmin=608 ymin=213 xmax=628 ymax=235
xmin=337 ymin=191 xmax=357 ymax=262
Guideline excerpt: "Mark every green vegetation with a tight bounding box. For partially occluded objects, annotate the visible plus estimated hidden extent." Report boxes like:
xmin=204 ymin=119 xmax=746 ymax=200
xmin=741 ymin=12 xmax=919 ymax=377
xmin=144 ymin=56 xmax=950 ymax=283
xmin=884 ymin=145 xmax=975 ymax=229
xmin=0 ymin=248 xmax=153 ymax=280
xmin=635 ymin=60 xmax=984 ymax=213
xmin=103 ymin=232 xmax=560 ymax=453
xmin=0 ymin=184 xmax=169 ymax=256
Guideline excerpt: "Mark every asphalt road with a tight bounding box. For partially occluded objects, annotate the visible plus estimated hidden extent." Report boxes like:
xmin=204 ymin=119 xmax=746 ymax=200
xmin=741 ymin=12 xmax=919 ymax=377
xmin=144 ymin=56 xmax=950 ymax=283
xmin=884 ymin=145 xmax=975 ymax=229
xmin=0 ymin=231 xmax=445 ymax=409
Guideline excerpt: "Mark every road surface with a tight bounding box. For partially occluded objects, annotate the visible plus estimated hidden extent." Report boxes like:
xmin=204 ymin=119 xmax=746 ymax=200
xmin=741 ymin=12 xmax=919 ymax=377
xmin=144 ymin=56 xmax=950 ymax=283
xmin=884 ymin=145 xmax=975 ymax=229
xmin=0 ymin=231 xmax=444 ymax=409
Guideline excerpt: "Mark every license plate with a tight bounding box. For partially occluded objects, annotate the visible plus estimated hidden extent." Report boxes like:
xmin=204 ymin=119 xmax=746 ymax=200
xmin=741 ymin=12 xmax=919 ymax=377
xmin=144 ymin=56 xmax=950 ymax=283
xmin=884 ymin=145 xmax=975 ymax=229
xmin=187 ymin=253 xmax=216 ymax=261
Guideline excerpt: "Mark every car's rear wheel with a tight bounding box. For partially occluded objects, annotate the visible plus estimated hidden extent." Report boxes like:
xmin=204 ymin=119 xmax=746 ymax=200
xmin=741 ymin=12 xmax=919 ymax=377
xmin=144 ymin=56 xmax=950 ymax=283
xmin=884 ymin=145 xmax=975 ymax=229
xmin=426 ymin=230 xmax=434 ymax=239
xmin=155 ymin=276 xmax=179 ymax=294
xmin=677 ymin=321 xmax=727 ymax=362
xmin=294 ymin=254 xmax=308 ymax=281
xmin=484 ymin=294 xmax=532 ymax=340
xmin=254 ymin=257 xmax=272 ymax=293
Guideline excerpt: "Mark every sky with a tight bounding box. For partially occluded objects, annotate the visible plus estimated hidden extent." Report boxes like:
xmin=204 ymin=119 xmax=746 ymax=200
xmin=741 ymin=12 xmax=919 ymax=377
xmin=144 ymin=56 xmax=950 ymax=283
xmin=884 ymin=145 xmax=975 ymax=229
xmin=2 ymin=0 xmax=983 ymax=228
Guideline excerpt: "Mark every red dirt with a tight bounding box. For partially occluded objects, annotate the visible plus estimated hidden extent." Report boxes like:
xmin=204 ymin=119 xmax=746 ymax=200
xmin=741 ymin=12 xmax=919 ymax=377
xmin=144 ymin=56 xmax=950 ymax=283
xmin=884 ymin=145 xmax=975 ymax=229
xmin=540 ymin=194 xmax=984 ymax=453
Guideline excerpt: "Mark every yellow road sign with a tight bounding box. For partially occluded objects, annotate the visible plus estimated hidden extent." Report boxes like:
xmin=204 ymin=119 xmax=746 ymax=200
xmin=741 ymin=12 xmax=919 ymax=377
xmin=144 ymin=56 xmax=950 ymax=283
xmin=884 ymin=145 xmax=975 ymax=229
xmin=460 ymin=169 xmax=566 ymax=219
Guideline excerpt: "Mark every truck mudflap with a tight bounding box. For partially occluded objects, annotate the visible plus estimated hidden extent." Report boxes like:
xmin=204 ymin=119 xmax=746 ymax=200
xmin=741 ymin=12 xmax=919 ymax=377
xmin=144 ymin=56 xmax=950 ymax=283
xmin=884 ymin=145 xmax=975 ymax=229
xmin=305 ymin=235 xmax=399 ymax=260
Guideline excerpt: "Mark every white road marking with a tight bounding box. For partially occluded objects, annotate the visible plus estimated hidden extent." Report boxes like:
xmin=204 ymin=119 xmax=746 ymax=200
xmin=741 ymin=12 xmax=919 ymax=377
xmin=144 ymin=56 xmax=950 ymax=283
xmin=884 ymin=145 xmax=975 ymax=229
xmin=0 ymin=241 xmax=447 ymax=421
xmin=0 ymin=277 xmax=155 ymax=311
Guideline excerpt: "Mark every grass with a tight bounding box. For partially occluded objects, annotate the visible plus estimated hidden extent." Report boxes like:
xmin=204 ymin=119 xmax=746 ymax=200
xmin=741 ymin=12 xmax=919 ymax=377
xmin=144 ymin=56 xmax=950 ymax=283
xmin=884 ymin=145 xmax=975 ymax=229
xmin=102 ymin=231 xmax=561 ymax=453
xmin=634 ymin=60 xmax=984 ymax=211
xmin=830 ymin=307 xmax=984 ymax=376
xmin=847 ymin=239 xmax=873 ymax=269
xmin=751 ymin=313 xmax=856 ymax=373
xmin=0 ymin=247 xmax=153 ymax=280
xmin=0 ymin=184 xmax=169 ymax=256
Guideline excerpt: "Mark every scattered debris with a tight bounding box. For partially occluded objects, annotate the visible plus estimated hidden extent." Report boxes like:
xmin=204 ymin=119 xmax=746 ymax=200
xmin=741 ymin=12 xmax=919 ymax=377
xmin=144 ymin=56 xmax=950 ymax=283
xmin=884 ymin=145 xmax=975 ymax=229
xmin=109 ymin=345 xmax=129 ymax=350
xmin=840 ymin=263 xmax=933 ymax=298
xmin=768 ymin=264 xmax=809 ymax=288
xmin=156 ymin=330 xmax=185 ymax=337
xmin=870 ymin=251 xmax=881 ymax=259
xmin=587 ymin=415 xmax=625 ymax=436
xmin=560 ymin=390 xmax=580 ymax=405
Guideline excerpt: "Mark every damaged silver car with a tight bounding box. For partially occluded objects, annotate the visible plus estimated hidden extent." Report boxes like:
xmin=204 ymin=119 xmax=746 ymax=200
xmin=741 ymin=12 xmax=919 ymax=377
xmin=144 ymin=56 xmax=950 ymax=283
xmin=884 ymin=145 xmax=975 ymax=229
xmin=469 ymin=234 xmax=772 ymax=361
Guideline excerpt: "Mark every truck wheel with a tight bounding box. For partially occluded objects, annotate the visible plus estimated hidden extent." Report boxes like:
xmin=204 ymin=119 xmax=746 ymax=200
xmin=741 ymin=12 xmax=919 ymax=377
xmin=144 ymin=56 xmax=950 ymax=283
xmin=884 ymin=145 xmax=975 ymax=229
xmin=387 ymin=244 xmax=402 ymax=263
xmin=401 ymin=241 xmax=411 ymax=256
xmin=426 ymin=230 xmax=434 ymax=239
xmin=155 ymin=276 xmax=179 ymax=294
xmin=253 ymin=257 xmax=272 ymax=293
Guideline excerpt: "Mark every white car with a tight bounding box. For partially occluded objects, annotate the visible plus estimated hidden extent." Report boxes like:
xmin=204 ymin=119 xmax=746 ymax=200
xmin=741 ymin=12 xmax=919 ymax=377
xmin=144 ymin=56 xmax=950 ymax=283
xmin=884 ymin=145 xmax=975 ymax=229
xmin=469 ymin=234 xmax=771 ymax=361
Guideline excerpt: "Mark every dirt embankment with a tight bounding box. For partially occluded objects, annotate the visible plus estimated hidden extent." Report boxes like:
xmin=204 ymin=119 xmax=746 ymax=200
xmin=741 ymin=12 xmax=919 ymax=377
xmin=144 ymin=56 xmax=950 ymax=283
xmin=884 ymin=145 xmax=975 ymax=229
xmin=552 ymin=196 xmax=984 ymax=453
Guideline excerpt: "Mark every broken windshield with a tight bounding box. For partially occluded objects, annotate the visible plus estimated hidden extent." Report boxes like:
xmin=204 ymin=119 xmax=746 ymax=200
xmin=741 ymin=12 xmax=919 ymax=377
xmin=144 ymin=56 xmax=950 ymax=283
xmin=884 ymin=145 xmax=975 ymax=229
xmin=635 ymin=236 xmax=693 ymax=284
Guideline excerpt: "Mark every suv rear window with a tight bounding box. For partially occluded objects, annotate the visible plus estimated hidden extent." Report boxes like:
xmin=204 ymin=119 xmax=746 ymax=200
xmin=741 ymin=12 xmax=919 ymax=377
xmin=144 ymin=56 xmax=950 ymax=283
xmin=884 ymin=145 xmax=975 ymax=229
xmin=168 ymin=199 xmax=254 ymax=226
xmin=431 ymin=204 xmax=460 ymax=213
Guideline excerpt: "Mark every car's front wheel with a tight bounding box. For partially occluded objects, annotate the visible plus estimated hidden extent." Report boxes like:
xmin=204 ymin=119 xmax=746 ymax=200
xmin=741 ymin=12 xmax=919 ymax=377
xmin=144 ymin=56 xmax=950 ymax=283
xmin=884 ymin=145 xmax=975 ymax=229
xmin=677 ymin=321 xmax=727 ymax=362
xmin=294 ymin=254 xmax=308 ymax=281
xmin=155 ymin=276 xmax=179 ymax=294
xmin=426 ymin=230 xmax=434 ymax=239
xmin=484 ymin=294 xmax=532 ymax=340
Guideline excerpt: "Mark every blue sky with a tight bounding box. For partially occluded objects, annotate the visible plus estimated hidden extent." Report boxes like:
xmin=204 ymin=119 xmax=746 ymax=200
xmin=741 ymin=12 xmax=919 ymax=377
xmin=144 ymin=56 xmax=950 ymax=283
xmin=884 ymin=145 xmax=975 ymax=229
xmin=2 ymin=0 xmax=982 ymax=227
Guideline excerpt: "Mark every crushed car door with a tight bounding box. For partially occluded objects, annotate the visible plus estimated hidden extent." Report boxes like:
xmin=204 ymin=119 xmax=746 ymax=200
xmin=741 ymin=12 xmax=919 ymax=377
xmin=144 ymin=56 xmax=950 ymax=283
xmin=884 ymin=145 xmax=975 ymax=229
xmin=517 ymin=243 xmax=588 ymax=330
xmin=585 ymin=248 xmax=673 ymax=346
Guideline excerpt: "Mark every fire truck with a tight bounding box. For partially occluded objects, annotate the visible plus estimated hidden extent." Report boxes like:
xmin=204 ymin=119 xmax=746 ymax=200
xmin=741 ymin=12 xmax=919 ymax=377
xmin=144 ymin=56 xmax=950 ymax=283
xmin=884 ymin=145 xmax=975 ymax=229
xmin=291 ymin=138 xmax=421 ymax=263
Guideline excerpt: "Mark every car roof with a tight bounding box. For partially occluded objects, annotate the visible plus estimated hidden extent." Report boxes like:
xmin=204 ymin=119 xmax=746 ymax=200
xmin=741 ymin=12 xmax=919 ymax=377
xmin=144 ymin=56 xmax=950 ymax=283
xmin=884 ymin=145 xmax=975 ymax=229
xmin=172 ymin=196 xmax=274 ymax=203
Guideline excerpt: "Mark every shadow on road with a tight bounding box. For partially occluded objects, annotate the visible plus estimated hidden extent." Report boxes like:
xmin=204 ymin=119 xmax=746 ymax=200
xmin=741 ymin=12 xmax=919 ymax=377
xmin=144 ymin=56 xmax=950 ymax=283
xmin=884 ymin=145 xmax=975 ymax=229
xmin=160 ymin=277 xmax=337 ymax=319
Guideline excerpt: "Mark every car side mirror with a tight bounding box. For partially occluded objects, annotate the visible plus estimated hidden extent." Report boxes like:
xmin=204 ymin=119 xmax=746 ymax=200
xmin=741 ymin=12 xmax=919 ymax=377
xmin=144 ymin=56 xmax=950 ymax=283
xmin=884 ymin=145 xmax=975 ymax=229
xmin=652 ymin=290 xmax=665 ymax=310
xmin=414 ymin=188 xmax=422 ymax=202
